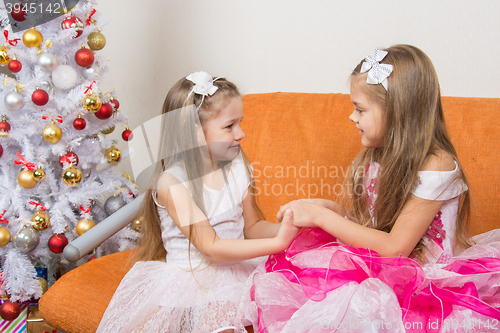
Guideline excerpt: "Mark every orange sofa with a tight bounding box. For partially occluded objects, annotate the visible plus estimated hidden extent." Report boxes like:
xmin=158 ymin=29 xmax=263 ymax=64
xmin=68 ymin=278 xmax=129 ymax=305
xmin=39 ymin=92 xmax=500 ymax=332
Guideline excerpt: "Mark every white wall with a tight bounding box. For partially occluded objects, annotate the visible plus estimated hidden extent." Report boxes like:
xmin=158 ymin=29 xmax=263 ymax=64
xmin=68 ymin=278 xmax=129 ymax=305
xmin=95 ymin=0 xmax=500 ymax=172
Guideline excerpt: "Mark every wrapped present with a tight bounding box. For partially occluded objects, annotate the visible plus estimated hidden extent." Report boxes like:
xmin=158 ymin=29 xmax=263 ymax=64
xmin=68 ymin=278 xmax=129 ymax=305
xmin=26 ymin=304 xmax=56 ymax=333
xmin=0 ymin=303 xmax=27 ymax=333
xmin=34 ymin=268 xmax=47 ymax=282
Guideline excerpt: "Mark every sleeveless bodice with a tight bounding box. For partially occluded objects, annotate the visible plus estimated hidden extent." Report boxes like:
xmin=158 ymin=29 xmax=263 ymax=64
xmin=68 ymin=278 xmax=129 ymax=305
xmin=154 ymin=155 xmax=250 ymax=269
xmin=365 ymin=161 xmax=468 ymax=264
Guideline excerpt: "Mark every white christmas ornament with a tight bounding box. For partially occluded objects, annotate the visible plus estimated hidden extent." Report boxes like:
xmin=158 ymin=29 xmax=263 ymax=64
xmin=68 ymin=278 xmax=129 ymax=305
xmin=51 ymin=65 xmax=78 ymax=90
xmin=38 ymin=52 xmax=58 ymax=72
xmin=82 ymin=64 xmax=100 ymax=80
xmin=4 ymin=91 xmax=25 ymax=111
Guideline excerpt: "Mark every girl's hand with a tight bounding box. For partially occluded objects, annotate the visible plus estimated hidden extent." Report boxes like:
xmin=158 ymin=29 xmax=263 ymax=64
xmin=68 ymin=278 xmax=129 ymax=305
xmin=276 ymin=199 xmax=343 ymax=223
xmin=276 ymin=200 xmax=299 ymax=223
xmin=275 ymin=209 xmax=300 ymax=249
xmin=297 ymin=198 xmax=345 ymax=214
xmin=279 ymin=201 xmax=332 ymax=228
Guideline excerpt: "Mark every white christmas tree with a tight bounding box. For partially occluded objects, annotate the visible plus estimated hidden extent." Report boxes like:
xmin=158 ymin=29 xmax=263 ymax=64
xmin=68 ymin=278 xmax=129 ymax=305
xmin=0 ymin=0 xmax=139 ymax=305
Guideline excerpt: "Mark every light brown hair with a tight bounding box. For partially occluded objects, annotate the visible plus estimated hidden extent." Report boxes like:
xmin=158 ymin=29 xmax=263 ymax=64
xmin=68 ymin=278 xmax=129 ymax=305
xmin=345 ymin=44 xmax=471 ymax=257
xmin=133 ymin=76 xmax=262 ymax=262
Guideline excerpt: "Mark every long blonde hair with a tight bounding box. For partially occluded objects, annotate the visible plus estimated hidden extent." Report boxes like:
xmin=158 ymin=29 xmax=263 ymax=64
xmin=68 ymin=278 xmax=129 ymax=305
xmin=345 ymin=44 xmax=471 ymax=255
xmin=133 ymin=76 xmax=262 ymax=262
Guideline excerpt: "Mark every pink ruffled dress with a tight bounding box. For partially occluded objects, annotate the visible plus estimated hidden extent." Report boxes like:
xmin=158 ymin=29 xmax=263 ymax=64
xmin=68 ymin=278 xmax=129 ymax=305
xmin=241 ymin=162 xmax=500 ymax=333
xmin=97 ymin=156 xmax=264 ymax=333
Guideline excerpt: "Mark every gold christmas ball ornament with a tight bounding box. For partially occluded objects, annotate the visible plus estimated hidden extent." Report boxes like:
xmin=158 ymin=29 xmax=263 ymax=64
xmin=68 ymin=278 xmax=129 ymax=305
xmin=42 ymin=121 xmax=63 ymax=144
xmin=18 ymin=169 xmax=37 ymax=188
xmin=37 ymin=277 xmax=48 ymax=294
xmin=22 ymin=28 xmax=43 ymax=48
xmin=0 ymin=227 xmax=11 ymax=247
xmin=104 ymin=145 xmax=121 ymax=164
xmin=87 ymin=31 xmax=106 ymax=51
xmin=82 ymin=93 xmax=102 ymax=112
xmin=62 ymin=165 xmax=82 ymax=186
xmin=0 ymin=46 xmax=10 ymax=66
xmin=76 ymin=218 xmax=95 ymax=235
xmin=130 ymin=216 xmax=143 ymax=232
xmin=33 ymin=166 xmax=46 ymax=182
xmin=101 ymin=125 xmax=115 ymax=134
xmin=31 ymin=210 xmax=50 ymax=231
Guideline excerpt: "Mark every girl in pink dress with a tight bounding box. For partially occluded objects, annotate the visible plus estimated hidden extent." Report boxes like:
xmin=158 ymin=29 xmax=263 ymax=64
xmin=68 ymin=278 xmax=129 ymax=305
xmin=243 ymin=45 xmax=500 ymax=332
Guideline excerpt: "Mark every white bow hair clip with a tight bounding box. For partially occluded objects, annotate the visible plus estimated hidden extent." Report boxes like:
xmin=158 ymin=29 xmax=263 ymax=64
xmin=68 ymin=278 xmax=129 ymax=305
xmin=186 ymin=71 xmax=220 ymax=96
xmin=186 ymin=71 xmax=223 ymax=109
xmin=360 ymin=49 xmax=393 ymax=90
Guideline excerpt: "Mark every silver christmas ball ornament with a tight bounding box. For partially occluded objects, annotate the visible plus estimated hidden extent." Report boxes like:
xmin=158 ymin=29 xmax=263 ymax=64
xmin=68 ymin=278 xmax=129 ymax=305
xmin=39 ymin=81 xmax=54 ymax=94
xmin=37 ymin=52 xmax=58 ymax=72
xmin=13 ymin=225 xmax=40 ymax=253
xmin=104 ymin=195 xmax=126 ymax=216
xmin=4 ymin=91 xmax=24 ymax=111
xmin=52 ymin=65 xmax=78 ymax=90
xmin=81 ymin=64 xmax=100 ymax=80
xmin=84 ymin=168 xmax=91 ymax=179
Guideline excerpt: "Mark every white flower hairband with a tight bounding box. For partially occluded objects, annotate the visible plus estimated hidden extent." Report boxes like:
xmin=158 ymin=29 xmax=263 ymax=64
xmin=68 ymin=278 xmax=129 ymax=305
xmin=186 ymin=71 xmax=223 ymax=109
xmin=360 ymin=49 xmax=393 ymax=90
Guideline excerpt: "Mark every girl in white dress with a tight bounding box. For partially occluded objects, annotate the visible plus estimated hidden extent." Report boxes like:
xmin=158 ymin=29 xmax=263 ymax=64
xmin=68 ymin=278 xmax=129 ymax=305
xmin=97 ymin=72 xmax=299 ymax=333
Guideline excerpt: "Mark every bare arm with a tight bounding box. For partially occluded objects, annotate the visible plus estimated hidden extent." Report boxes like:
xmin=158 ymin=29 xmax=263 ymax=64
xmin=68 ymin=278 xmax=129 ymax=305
xmin=278 ymin=152 xmax=455 ymax=257
xmin=311 ymin=197 xmax=443 ymax=257
xmin=242 ymin=190 xmax=281 ymax=239
xmin=156 ymin=173 xmax=299 ymax=264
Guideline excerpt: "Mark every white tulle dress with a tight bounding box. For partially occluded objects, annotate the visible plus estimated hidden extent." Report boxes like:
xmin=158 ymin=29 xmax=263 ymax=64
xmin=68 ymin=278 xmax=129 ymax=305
xmin=97 ymin=156 xmax=264 ymax=333
xmin=241 ymin=161 xmax=500 ymax=333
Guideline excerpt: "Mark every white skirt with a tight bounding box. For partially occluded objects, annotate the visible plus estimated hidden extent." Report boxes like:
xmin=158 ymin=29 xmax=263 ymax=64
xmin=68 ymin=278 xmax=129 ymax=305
xmin=97 ymin=257 xmax=265 ymax=333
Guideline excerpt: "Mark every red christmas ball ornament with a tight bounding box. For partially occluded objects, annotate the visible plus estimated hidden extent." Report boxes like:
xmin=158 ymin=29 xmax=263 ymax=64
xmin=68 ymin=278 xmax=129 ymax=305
xmin=8 ymin=60 xmax=22 ymax=73
xmin=48 ymin=234 xmax=69 ymax=253
xmin=0 ymin=117 xmax=10 ymax=133
xmin=75 ymin=47 xmax=94 ymax=67
xmin=61 ymin=15 xmax=84 ymax=38
xmin=88 ymin=254 xmax=96 ymax=261
xmin=95 ymin=103 xmax=112 ymax=119
xmin=11 ymin=4 xmax=26 ymax=22
xmin=0 ymin=301 xmax=21 ymax=321
xmin=109 ymin=97 xmax=120 ymax=110
xmin=122 ymin=127 xmax=133 ymax=141
xmin=59 ymin=151 xmax=79 ymax=167
xmin=0 ymin=144 xmax=3 ymax=158
xmin=73 ymin=115 xmax=86 ymax=130
xmin=31 ymin=89 xmax=49 ymax=106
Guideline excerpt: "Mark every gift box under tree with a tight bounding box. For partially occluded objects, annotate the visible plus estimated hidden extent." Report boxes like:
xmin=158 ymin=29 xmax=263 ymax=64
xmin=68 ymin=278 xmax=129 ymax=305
xmin=26 ymin=304 xmax=56 ymax=333
xmin=0 ymin=302 xmax=27 ymax=333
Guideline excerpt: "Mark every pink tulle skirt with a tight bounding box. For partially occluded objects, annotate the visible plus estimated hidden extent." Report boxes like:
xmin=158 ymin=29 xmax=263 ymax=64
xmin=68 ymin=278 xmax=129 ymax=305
xmin=241 ymin=228 xmax=500 ymax=333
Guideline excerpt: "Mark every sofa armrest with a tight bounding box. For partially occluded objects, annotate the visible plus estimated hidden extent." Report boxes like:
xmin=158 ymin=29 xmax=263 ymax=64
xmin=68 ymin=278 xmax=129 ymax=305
xmin=39 ymin=249 xmax=136 ymax=332
xmin=63 ymin=193 xmax=145 ymax=262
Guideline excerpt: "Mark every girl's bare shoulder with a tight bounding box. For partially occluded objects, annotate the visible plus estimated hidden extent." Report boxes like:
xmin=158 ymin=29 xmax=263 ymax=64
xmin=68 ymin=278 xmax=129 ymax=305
xmin=422 ymin=150 xmax=456 ymax=172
